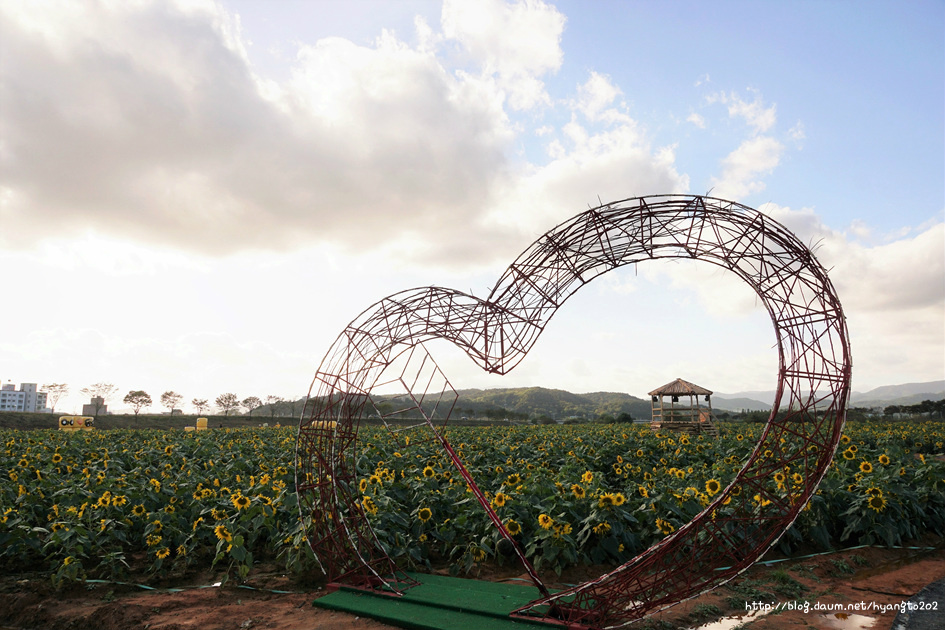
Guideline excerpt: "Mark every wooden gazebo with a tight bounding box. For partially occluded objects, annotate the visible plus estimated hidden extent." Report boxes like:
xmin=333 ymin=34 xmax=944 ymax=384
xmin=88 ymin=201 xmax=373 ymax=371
xmin=648 ymin=377 xmax=719 ymax=437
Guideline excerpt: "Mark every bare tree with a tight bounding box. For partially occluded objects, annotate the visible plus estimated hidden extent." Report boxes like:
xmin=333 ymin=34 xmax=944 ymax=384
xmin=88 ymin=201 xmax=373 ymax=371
xmin=216 ymin=393 xmax=239 ymax=417
xmin=289 ymin=396 xmax=307 ymax=419
xmin=192 ymin=398 xmax=209 ymax=415
xmin=160 ymin=391 xmax=184 ymax=414
xmin=123 ymin=390 xmax=152 ymax=416
xmin=265 ymin=395 xmax=284 ymax=420
xmin=80 ymin=383 xmax=118 ymax=418
xmin=242 ymin=396 xmax=262 ymax=417
xmin=42 ymin=383 xmax=69 ymax=413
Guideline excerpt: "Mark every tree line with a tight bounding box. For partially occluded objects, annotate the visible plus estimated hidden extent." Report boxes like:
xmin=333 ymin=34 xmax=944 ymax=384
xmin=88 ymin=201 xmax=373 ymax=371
xmin=40 ymin=382 xmax=304 ymax=419
xmin=883 ymin=399 xmax=945 ymax=418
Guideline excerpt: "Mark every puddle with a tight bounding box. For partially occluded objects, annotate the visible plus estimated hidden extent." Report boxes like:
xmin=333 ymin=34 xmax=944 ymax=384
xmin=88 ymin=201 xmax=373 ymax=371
xmin=687 ymin=608 xmax=771 ymax=630
xmin=821 ymin=612 xmax=876 ymax=629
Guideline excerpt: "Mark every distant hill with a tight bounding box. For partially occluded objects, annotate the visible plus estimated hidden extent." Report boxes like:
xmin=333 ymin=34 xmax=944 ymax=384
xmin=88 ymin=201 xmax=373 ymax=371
xmin=716 ymin=380 xmax=944 ymax=410
xmin=712 ymin=396 xmax=771 ymax=412
xmin=851 ymin=380 xmax=944 ymax=406
xmin=453 ymin=387 xmax=652 ymax=421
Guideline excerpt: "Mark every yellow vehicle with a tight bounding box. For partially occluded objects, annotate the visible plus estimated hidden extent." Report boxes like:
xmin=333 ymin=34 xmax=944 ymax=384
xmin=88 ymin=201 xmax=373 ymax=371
xmin=59 ymin=416 xmax=95 ymax=431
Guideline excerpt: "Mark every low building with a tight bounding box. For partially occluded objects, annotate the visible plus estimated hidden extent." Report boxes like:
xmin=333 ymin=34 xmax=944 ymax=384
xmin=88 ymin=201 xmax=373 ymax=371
xmin=0 ymin=383 xmax=49 ymax=413
xmin=82 ymin=396 xmax=108 ymax=416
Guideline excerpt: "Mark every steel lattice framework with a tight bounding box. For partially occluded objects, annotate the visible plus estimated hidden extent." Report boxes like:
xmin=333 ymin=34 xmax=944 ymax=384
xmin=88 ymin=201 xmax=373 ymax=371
xmin=296 ymin=195 xmax=852 ymax=629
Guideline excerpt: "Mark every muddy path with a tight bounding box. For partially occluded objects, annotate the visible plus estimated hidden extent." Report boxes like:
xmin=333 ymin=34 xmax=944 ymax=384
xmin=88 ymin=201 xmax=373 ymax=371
xmin=2 ymin=541 xmax=943 ymax=630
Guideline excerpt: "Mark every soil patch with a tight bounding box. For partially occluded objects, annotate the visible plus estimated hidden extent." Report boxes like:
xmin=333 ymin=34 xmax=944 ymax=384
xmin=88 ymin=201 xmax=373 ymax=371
xmin=2 ymin=540 xmax=943 ymax=630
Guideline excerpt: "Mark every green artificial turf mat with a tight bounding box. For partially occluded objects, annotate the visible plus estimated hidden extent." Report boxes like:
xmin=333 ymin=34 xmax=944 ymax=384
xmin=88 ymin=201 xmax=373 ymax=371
xmin=312 ymin=572 xmax=561 ymax=630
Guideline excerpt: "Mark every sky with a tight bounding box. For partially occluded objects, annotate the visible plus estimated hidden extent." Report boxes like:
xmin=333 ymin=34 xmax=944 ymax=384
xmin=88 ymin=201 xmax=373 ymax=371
xmin=1 ymin=0 xmax=943 ymax=415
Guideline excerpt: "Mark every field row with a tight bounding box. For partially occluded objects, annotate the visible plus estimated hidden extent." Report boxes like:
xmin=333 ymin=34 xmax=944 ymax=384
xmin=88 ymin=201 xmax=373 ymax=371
xmin=2 ymin=421 xmax=943 ymax=584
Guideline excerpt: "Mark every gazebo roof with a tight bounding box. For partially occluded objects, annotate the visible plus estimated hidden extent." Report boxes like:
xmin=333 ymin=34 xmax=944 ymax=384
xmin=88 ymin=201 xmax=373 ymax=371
xmin=648 ymin=378 xmax=713 ymax=397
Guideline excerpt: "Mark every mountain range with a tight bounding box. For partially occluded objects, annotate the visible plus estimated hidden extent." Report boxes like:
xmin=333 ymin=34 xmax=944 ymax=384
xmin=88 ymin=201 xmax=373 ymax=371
xmin=447 ymin=380 xmax=945 ymax=419
xmin=713 ymin=380 xmax=945 ymax=411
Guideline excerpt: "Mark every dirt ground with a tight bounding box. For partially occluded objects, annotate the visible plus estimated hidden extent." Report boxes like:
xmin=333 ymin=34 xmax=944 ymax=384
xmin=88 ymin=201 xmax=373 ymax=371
xmin=2 ymin=540 xmax=943 ymax=630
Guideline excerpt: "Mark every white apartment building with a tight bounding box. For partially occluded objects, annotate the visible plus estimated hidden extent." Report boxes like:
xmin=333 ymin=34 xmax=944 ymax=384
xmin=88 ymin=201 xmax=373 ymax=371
xmin=0 ymin=383 xmax=49 ymax=413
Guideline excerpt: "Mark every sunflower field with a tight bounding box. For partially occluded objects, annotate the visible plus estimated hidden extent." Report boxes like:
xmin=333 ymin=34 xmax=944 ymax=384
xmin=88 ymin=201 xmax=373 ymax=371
xmin=2 ymin=421 xmax=943 ymax=586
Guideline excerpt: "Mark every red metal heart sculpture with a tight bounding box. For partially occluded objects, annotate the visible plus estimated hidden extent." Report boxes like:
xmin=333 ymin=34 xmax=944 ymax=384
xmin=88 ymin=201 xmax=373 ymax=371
xmin=296 ymin=194 xmax=851 ymax=628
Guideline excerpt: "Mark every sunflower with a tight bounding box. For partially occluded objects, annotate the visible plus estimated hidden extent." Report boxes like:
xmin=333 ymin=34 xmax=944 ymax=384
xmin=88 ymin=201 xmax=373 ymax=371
xmin=492 ymin=492 xmax=509 ymax=508
xmin=598 ymin=493 xmax=616 ymax=509
xmin=865 ymin=486 xmax=883 ymax=497
xmin=214 ymin=524 xmax=232 ymax=542
xmin=638 ymin=485 xmax=649 ymax=498
xmin=878 ymin=454 xmax=890 ymax=466
xmin=506 ymin=473 xmax=521 ymax=486
xmin=361 ymin=496 xmax=378 ymax=516
xmin=571 ymin=484 xmax=586 ymax=499
xmin=552 ymin=522 xmax=572 ymax=539
xmin=842 ymin=448 xmax=855 ymax=460
xmin=867 ymin=495 xmax=887 ymax=513
xmin=735 ymin=434 xmax=744 ymax=441
xmin=635 ymin=449 xmax=644 ymax=458
xmin=581 ymin=470 xmax=594 ymax=484
xmin=359 ymin=479 xmax=368 ymax=493
xmin=505 ymin=519 xmax=522 ymax=536
xmin=705 ymin=479 xmax=721 ymax=496
xmin=418 ymin=507 xmax=432 ymax=523
xmin=773 ymin=472 xmax=786 ymax=485
xmin=860 ymin=461 xmax=873 ymax=474
xmin=538 ymin=513 xmax=554 ymax=530
xmin=132 ymin=504 xmax=147 ymax=517
xmin=593 ymin=522 xmax=611 ymax=535
xmin=52 ymin=453 xmax=62 ymax=464
xmin=231 ymin=494 xmax=251 ymax=510
xmin=212 ymin=508 xmax=227 ymax=520
xmin=156 ymin=547 xmax=171 ymax=559
xmin=613 ymin=493 xmax=626 ymax=506
xmin=656 ymin=518 xmax=675 ymax=535
xmin=176 ymin=545 xmax=187 ymax=557
xmin=423 ymin=466 xmax=436 ymax=479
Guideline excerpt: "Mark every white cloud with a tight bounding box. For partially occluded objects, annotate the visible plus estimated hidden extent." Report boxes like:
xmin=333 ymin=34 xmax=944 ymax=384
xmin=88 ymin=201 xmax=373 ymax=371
xmin=687 ymin=112 xmax=706 ymax=129
xmin=760 ymin=204 xmax=945 ymax=388
xmin=573 ymin=71 xmax=625 ymax=123
xmin=710 ymin=136 xmax=784 ymax=199
xmin=440 ymin=0 xmax=565 ymax=110
xmin=0 ymin=0 xmax=516 ymax=260
xmin=708 ymin=89 xmax=777 ymax=135
xmin=788 ymin=121 xmax=806 ymax=146
xmin=486 ymin=122 xmax=690 ymax=238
